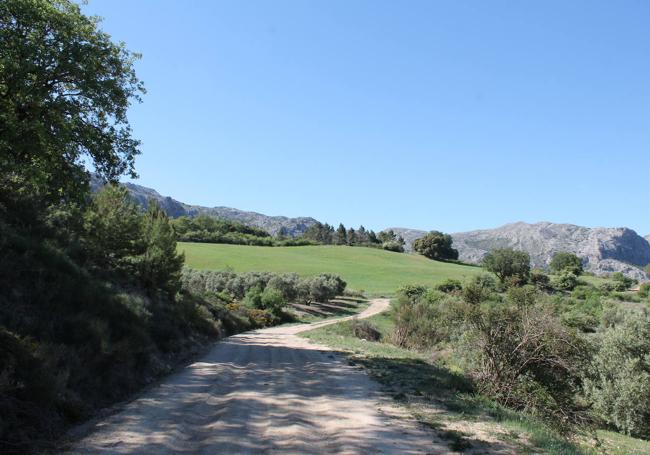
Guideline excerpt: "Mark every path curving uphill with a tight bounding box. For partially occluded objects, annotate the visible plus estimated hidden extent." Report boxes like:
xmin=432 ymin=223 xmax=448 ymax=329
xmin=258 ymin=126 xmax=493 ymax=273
xmin=63 ymin=299 xmax=443 ymax=454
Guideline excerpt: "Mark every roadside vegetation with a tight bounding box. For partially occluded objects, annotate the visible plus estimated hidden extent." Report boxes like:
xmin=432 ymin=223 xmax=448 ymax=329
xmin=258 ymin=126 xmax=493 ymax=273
xmin=302 ymin=249 xmax=650 ymax=453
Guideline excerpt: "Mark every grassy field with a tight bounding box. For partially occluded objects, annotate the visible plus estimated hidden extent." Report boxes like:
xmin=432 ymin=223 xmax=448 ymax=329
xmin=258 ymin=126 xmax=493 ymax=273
xmin=179 ymin=243 xmax=483 ymax=295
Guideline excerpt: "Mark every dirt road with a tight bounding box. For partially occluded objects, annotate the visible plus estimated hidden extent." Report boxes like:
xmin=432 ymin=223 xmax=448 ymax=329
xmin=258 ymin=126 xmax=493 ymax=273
xmin=64 ymin=299 xmax=442 ymax=454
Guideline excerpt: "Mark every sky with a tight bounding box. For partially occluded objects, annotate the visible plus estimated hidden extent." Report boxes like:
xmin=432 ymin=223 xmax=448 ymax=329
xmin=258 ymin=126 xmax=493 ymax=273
xmin=83 ymin=0 xmax=650 ymax=235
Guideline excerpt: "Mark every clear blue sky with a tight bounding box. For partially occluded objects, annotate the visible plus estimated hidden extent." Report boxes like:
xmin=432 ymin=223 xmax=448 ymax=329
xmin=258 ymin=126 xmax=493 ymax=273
xmin=83 ymin=0 xmax=650 ymax=235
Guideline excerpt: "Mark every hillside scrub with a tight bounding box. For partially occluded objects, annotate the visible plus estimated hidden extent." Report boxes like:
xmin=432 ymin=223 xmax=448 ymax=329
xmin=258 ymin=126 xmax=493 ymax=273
xmin=387 ymin=271 xmax=650 ymax=441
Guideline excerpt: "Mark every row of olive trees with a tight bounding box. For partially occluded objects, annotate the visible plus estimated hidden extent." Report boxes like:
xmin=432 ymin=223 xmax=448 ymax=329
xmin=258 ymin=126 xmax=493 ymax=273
xmin=181 ymin=269 xmax=347 ymax=305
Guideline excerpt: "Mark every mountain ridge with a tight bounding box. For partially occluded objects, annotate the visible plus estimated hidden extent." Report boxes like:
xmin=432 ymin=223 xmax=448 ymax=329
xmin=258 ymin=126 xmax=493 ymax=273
xmin=390 ymin=222 xmax=650 ymax=281
xmin=91 ymin=177 xmax=318 ymax=237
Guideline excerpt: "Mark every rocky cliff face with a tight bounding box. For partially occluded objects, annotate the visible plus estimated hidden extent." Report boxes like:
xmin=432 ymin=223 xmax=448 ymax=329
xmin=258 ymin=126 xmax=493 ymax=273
xmin=390 ymin=222 xmax=650 ymax=280
xmin=91 ymin=177 xmax=317 ymax=237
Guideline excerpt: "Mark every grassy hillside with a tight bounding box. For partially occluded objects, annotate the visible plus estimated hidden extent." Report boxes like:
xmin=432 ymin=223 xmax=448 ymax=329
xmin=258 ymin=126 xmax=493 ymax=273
xmin=179 ymin=243 xmax=482 ymax=295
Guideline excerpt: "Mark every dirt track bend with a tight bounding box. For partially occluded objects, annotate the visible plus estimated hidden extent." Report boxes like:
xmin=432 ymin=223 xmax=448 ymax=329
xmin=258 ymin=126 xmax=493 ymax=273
xmin=63 ymin=299 xmax=444 ymax=454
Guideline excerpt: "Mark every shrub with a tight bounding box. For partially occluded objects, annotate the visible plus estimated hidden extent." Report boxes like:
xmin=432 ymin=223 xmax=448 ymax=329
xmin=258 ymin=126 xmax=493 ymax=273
xmin=583 ymin=316 xmax=650 ymax=438
xmin=242 ymin=286 xmax=264 ymax=309
xmin=553 ymin=271 xmax=578 ymax=291
xmin=612 ymin=272 xmax=637 ymax=291
xmin=462 ymin=274 xmax=497 ymax=305
xmin=436 ymin=279 xmax=463 ymax=293
xmin=351 ymin=320 xmax=381 ymax=341
xmin=529 ymin=268 xmax=551 ymax=290
xmin=382 ymin=240 xmax=404 ymax=252
xmin=460 ymin=301 xmax=588 ymax=426
xmin=392 ymin=291 xmax=461 ymax=349
xmin=482 ymin=248 xmax=531 ymax=284
xmin=260 ymin=287 xmax=287 ymax=315
xmin=396 ymin=284 xmax=429 ymax=303
xmin=639 ymin=283 xmax=650 ymax=299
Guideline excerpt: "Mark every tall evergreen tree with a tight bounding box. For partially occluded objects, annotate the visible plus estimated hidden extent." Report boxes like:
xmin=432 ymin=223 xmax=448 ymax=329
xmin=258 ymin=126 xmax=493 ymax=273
xmin=335 ymin=223 xmax=347 ymax=245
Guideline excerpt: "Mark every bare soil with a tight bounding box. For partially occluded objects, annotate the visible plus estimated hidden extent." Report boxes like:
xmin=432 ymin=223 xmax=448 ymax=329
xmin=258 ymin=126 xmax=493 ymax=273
xmin=61 ymin=299 xmax=446 ymax=454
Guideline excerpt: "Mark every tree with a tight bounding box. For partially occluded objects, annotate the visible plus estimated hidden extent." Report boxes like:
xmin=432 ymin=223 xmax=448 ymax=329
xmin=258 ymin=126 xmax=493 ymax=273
xmin=335 ymin=223 xmax=347 ymax=245
xmin=549 ymin=252 xmax=583 ymax=275
xmin=357 ymin=225 xmax=368 ymax=244
xmin=347 ymin=227 xmax=357 ymax=245
xmin=0 ymin=0 xmax=145 ymax=209
xmin=412 ymin=231 xmax=459 ymax=260
xmin=482 ymin=248 xmax=531 ymax=283
xmin=138 ymin=201 xmax=185 ymax=295
xmin=82 ymin=184 xmax=143 ymax=273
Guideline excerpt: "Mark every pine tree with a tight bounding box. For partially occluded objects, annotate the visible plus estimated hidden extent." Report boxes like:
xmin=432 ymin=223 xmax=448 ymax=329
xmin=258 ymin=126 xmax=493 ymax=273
xmin=335 ymin=223 xmax=348 ymax=245
xmin=139 ymin=201 xmax=185 ymax=295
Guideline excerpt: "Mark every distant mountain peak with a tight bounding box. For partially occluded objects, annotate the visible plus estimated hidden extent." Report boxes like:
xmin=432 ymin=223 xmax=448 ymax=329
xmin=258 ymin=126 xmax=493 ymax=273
xmin=91 ymin=177 xmax=318 ymax=237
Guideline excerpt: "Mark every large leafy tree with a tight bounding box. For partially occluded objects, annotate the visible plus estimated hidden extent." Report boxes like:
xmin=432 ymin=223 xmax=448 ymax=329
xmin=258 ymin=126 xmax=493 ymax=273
xmin=0 ymin=0 xmax=144 ymax=214
xmin=482 ymin=248 xmax=531 ymax=283
xmin=413 ymin=231 xmax=459 ymax=261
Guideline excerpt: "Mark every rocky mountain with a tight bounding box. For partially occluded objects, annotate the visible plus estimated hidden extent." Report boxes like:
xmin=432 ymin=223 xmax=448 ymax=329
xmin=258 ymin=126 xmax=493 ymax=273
xmin=91 ymin=177 xmax=318 ymax=237
xmin=390 ymin=222 xmax=650 ymax=280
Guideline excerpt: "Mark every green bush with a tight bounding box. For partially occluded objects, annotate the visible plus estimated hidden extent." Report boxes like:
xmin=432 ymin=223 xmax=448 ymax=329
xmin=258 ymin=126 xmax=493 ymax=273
xmin=553 ymin=271 xmax=579 ymax=291
xmin=436 ymin=279 xmax=463 ymax=293
xmin=639 ymin=283 xmax=650 ymax=299
xmin=530 ymin=268 xmax=551 ymax=290
xmin=462 ymin=274 xmax=497 ymax=305
xmin=583 ymin=316 xmax=650 ymax=438
xmin=260 ymin=287 xmax=287 ymax=315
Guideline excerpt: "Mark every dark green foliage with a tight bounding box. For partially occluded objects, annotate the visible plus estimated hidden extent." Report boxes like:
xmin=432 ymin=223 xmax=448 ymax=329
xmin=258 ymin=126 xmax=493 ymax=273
xmin=611 ymin=272 xmax=637 ymax=291
xmin=482 ymin=248 xmax=531 ymax=284
xmin=138 ymin=202 xmax=185 ymax=296
xmin=462 ymin=274 xmax=497 ymax=305
xmin=0 ymin=0 xmax=144 ymax=208
xmin=412 ymin=231 xmax=459 ymax=261
xmin=171 ymin=215 xmax=311 ymax=246
xmin=436 ymin=279 xmax=463 ymax=293
xmin=583 ymin=316 xmax=650 ymax=438
xmin=549 ymin=252 xmax=583 ymax=275
xmin=529 ymin=268 xmax=551 ymax=290
xmin=303 ymin=222 xmax=383 ymax=249
xmin=82 ymin=184 xmax=143 ymax=275
xmin=335 ymin=223 xmax=347 ymax=245
xmin=382 ymin=240 xmax=405 ymax=252
xmin=553 ymin=270 xmax=579 ymax=292
xmin=639 ymin=283 xmax=650 ymax=299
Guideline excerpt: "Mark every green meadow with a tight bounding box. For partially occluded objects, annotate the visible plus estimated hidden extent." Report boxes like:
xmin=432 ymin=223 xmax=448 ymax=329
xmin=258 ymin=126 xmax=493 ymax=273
xmin=179 ymin=243 xmax=483 ymax=295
